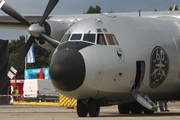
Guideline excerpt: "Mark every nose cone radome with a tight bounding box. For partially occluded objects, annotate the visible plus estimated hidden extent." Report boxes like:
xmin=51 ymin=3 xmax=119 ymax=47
xmin=49 ymin=48 xmax=86 ymax=91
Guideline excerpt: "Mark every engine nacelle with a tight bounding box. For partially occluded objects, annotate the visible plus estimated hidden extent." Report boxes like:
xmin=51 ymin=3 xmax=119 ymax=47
xmin=36 ymin=20 xmax=72 ymax=50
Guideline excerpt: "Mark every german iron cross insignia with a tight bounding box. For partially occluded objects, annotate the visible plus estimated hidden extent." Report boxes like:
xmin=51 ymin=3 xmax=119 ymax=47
xmin=150 ymin=46 xmax=169 ymax=88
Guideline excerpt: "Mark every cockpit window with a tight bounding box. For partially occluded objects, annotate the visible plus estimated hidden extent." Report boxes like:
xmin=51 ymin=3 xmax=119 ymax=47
xmin=70 ymin=34 xmax=82 ymax=40
xmin=83 ymin=34 xmax=96 ymax=43
xmin=61 ymin=34 xmax=71 ymax=43
xmin=103 ymin=28 xmax=108 ymax=32
xmin=97 ymin=34 xmax=107 ymax=45
xmin=105 ymin=34 xmax=119 ymax=45
xmin=97 ymin=29 xmax=102 ymax=32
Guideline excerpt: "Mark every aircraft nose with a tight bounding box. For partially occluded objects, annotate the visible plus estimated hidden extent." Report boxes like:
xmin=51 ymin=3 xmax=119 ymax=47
xmin=49 ymin=48 xmax=86 ymax=91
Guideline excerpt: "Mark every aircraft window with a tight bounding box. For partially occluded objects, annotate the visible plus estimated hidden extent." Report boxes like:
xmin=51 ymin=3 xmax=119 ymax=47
xmin=61 ymin=34 xmax=71 ymax=43
xmin=83 ymin=34 xmax=96 ymax=43
xmin=103 ymin=28 xmax=108 ymax=32
xmin=97 ymin=34 xmax=107 ymax=45
xmin=97 ymin=29 xmax=102 ymax=32
xmin=105 ymin=34 xmax=119 ymax=45
xmin=70 ymin=34 xmax=82 ymax=40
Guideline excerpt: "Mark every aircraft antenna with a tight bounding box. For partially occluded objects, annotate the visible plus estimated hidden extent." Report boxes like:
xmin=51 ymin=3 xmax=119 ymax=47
xmin=139 ymin=10 xmax=141 ymax=17
xmin=139 ymin=0 xmax=170 ymax=14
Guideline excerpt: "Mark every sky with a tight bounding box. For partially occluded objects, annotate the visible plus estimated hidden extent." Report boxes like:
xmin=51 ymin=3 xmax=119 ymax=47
xmin=0 ymin=0 xmax=180 ymax=40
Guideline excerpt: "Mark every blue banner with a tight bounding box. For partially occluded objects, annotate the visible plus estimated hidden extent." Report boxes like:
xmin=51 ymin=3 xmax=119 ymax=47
xmin=24 ymin=68 xmax=50 ymax=79
xmin=26 ymin=34 xmax=35 ymax=63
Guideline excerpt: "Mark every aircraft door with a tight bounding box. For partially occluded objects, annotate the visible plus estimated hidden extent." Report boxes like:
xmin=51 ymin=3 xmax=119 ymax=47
xmin=131 ymin=61 xmax=157 ymax=110
xmin=132 ymin=61 xmax=145 ymax=90
xmin=173 ymin=38 xmax=180 ymax=80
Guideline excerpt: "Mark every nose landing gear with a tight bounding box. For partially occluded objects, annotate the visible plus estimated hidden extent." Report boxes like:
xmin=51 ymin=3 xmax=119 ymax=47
xmin=77 ymin=99 xmax=100 ymax=117
xmin=77 ymin=100 xmax=88 ymax=117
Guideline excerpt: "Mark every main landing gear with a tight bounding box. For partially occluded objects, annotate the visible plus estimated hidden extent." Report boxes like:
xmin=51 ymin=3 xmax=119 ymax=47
xmin=77 ymin=99 xmax=100 ymax=117
xmin=118 ymin=102 xmax=154 ymax=114
xmin=77 ymin=99 xmax=154 ymax=117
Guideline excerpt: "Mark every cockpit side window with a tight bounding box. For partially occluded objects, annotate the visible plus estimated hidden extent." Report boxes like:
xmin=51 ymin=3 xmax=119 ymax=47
xmin=105 ymin=34 xmax=119 ymax=45
xmin=83 ymin=34 xmax=96 ymax=43
xmin=97 ymin=34 xmax=107 ymax=45
xmin=61 ymin=34 xmax=71 ymax=43
xmin=70 ymin=34 xmax=82 ymax=40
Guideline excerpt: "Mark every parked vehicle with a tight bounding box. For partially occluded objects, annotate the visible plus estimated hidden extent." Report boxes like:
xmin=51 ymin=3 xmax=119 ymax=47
xmin=10 ymin=79 xmax=24 ymax=101
xmin=23 ymin=79 xmax=59 ymax=102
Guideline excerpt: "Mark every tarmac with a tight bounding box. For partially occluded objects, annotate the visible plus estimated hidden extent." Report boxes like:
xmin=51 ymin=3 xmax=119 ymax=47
xmin=1 ymin=102 xmax=180 ymax=120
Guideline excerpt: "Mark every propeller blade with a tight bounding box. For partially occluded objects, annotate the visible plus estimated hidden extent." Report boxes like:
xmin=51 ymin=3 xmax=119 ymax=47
xmin=7 ymin=36 xmax=35 ymax=79
xmin=41 ymin=33 xmax=60 ymax=48
xmin=39 ymin=0 xmax=59 ymax=25
xmin=0 ymin=0 xmax=31 ymax=26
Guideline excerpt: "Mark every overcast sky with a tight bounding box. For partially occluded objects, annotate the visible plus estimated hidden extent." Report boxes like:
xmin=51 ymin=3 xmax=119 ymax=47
xmin=0 ymin=0 xmax=180 ymax=40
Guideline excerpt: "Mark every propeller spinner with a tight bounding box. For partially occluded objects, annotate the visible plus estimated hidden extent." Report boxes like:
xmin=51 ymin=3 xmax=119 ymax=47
xmin=0 ymin=0 xmax=60 ymax=79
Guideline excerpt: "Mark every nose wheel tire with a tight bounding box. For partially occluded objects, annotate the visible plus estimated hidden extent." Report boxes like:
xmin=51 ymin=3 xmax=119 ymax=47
xmin=77 ymin=100 xmax=88 ymax=117
xmin=88 ymin=99 xmax=100 ymax=117
xmin=77 ymin=99 xmax=100 ymax=117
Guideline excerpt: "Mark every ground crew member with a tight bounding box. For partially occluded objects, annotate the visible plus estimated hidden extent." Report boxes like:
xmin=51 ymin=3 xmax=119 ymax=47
xmin=13 ymin=87 xmax=19 ymax=101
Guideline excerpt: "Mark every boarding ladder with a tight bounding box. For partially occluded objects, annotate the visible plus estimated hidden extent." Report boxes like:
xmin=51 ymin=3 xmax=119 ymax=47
xmin=131 ymin=89 xmax=157 ymax=111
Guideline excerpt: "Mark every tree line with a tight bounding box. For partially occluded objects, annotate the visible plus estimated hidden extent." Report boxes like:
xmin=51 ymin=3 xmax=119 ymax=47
xmin=85 ymin=5 xmax=179 ymax=14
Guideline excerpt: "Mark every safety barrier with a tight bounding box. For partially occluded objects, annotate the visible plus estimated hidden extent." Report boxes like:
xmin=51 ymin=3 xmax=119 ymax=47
xmin=59 ymin=95 xmax=77 ymax=107
xmin=0 ymin=94 xmax=77 ymax=107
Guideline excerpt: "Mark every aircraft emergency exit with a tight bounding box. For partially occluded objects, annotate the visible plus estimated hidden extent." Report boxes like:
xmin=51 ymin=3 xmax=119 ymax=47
xmin=1 ymin=0 xmax=180 ymax=117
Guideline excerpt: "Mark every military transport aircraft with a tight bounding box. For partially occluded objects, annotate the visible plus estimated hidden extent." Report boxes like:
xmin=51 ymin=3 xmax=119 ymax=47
xmin=1 ymin=0 xmax=180 ymax=117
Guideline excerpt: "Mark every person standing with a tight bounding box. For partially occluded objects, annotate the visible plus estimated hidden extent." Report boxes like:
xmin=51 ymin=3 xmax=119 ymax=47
xmin=13 ymin=87 xmax=19 ymax=101
xmin=158 ymin=101 xmax=169 ymax=111
xmin=163 ymin=101 xmax=170 ymax=111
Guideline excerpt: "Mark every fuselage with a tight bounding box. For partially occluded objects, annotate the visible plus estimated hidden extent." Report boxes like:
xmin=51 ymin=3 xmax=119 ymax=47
xmin=4 ymin=0 xmax=180 ymax=116
xmin=49 ymin=15 xmax=180 ymax=103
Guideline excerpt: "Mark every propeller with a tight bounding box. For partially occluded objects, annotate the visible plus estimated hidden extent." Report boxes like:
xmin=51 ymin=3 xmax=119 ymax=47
xmin=41 ymin=33 xmax=60 ymax=48
xmin=1 ymin=0 xmax=60 ymax=79
xmin=39 ymin=0 xmax=59 ymax=25
xmin=0 ymin=0 xmax=31 ymax=26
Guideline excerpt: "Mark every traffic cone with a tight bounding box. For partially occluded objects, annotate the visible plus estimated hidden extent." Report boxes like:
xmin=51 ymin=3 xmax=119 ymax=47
xmin=39 ymin=68 xmax=44 ymax=79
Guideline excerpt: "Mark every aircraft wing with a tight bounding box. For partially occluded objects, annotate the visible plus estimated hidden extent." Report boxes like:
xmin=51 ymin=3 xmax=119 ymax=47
xmin=1 ymin=11 xmax=180 ymax=30
xmin=0 ymin=15 xmax=42 ymax=29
